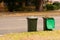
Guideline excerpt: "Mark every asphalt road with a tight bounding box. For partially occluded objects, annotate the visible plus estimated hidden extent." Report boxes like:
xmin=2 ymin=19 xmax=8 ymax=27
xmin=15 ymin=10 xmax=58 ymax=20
xmin=0 ymin=16 xmax=60 ymax=34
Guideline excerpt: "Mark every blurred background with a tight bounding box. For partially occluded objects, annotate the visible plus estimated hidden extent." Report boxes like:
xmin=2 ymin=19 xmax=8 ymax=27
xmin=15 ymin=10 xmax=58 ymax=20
xmin=0 ymin=0 xmax=60 ymax=12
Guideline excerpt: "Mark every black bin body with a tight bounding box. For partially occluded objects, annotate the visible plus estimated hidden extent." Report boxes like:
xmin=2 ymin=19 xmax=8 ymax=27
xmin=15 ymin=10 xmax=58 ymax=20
xmin=27 ymin=18 xmax=38 ymax=32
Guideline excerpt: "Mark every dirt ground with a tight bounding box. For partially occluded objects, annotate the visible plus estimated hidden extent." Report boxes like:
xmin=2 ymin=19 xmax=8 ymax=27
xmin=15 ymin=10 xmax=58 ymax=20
xmin=0 ymin=11 xmax=60 ymax=17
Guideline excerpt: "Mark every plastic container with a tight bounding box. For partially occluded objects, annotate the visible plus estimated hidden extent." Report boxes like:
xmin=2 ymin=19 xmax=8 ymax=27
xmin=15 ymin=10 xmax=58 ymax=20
xmin=43 ymin=17 xmax=55 ymax=31
xmin=27 ymin=16 xmax=38 ymax=32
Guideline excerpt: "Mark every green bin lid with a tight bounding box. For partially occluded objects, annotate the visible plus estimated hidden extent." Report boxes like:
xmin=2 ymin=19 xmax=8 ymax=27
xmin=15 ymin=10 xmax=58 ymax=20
xmin=46 ymin=18 xmax=55 ymax=29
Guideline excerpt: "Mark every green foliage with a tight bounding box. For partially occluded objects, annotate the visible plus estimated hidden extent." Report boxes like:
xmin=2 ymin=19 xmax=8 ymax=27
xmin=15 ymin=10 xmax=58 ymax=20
xmin=53 ymin=2 xmax=60 ymax=9
xmin=45 ymin=2 xmax=60 ymax=11
xmin=44 ymin=2 xmax=60 ymax=11
xmin=45 ymin=4 xmax=55 ymax=10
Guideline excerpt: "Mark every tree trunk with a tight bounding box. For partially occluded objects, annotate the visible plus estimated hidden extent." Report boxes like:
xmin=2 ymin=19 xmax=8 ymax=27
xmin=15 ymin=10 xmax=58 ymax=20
xmin=35 ymin=0 xmax=44 ymax=11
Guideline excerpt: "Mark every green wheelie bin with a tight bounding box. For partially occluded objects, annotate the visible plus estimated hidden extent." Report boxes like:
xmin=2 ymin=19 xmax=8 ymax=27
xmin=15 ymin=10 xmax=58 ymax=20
xmin=43 ymin=17 xmax=55 ymax=31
